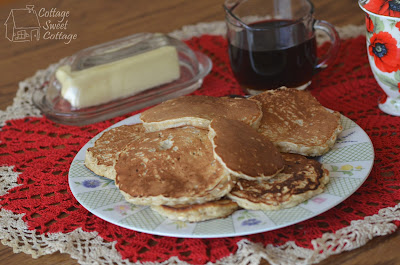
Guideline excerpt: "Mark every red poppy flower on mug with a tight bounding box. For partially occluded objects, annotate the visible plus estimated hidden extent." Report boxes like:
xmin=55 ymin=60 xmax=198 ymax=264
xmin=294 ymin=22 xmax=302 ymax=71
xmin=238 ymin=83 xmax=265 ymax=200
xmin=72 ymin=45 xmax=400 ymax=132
xmin=379 ymin=94 xmax=388 ymax=104
xmin=369 ymin=31 xmax=400 ymax=72
xmin=364 ymin=0 xmax=400 ymax=17
xmin=396 ymin=21 xmax=400 ymax=31
xmin=366 ymin=14 xmax=374 ymax=32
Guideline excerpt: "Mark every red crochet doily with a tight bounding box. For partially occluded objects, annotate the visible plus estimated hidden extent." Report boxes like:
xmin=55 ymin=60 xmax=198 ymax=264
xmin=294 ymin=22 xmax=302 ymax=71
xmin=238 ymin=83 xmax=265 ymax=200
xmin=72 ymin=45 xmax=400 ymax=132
xmin=1 ymin=35 xmax=400 ymax=264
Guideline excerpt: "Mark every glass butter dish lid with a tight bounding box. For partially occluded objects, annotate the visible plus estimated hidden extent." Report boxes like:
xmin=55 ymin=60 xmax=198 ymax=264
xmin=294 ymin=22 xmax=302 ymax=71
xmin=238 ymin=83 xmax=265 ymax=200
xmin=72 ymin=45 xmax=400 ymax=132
xmin=33 ymin=33 xmax=212 ymax=126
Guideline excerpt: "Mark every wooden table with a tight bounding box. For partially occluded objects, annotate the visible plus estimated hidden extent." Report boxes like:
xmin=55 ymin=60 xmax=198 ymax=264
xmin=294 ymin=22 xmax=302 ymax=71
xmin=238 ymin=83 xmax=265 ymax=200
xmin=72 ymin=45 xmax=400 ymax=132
xmin=1 ymin=0 xmax=398 ymax=264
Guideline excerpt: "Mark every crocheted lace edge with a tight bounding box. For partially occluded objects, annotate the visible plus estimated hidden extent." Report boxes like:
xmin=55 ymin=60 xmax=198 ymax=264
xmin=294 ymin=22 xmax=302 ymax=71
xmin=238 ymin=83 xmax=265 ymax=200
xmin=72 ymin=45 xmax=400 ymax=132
xmin=1 ymin=22 xmax=399 ymax=265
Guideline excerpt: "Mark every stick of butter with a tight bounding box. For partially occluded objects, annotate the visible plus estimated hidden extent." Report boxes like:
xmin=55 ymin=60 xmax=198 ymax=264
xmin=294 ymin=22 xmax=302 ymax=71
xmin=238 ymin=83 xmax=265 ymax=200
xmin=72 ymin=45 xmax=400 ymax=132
xmin=55 ymin=46 xmax=180 ymax=108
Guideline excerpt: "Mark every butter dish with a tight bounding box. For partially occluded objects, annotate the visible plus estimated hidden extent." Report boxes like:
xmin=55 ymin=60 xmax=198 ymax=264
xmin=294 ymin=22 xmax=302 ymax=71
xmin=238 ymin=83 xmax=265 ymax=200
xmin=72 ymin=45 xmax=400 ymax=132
xmin=33 ymin=33 xmax=212 ymax=126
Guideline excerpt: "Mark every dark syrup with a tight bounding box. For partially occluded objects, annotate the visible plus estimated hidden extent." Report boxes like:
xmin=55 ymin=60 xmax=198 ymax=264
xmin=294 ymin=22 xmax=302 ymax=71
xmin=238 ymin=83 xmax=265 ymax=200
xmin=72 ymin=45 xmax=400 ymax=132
xmin=228 ymin=19 xmax=317 ymax=91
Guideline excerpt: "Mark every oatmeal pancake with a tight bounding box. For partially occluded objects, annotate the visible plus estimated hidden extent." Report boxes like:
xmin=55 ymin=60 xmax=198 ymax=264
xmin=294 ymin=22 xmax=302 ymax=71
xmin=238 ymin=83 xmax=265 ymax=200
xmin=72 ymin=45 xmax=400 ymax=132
xmin=251 ymin=87 xmax=342 ymax=156
xmin=228 ymin=153 xmax=330 ymax=211
xmin=151 ymin=198 xmax=239 ymax=222
xmin=208 ymin=117 xmax=284 ymax=180
xmin=84 ymin=124 xmax=145 ymax=180
xmin=140 ymin=95 xmax=262 ymax=132
xmin=115 ymin=126 xmax=233 ymax=206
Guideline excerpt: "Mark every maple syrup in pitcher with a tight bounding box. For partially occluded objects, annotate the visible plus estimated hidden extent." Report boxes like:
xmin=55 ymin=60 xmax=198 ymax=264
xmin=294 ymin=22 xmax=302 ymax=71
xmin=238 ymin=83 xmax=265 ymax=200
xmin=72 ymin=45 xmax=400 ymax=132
xmin=228 ymin=19 xmax=317 ymax=92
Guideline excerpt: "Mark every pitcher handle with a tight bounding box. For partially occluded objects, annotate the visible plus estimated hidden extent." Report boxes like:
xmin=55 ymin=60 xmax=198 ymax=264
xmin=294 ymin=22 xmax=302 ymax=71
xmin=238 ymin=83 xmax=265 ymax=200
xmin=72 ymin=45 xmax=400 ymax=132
xmin=314 ymin=20 xmax=340 ymax=71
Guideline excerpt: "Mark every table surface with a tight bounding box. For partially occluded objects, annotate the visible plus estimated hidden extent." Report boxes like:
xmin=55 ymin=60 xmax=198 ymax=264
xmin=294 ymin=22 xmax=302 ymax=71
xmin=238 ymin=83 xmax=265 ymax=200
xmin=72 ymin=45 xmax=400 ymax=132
xmin=1 ymin=0 xmax=399 ymax=264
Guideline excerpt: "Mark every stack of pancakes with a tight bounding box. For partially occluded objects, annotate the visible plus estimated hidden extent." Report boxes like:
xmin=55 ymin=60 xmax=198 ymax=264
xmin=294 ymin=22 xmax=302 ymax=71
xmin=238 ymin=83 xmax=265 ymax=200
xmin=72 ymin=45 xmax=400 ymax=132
xmin=85 ymin=87 xmax=342 ymax=222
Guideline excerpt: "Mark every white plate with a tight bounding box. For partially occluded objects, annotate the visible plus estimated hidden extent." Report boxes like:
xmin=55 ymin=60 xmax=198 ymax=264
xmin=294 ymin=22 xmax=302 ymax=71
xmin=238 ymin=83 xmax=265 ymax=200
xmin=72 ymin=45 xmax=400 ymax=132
xmin=68 ymin=114 xmax=374 ymax=238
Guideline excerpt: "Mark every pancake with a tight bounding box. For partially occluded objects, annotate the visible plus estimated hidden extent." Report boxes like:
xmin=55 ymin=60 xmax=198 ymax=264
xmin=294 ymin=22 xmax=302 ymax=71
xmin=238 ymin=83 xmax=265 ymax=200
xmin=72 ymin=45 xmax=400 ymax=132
xmin=115 ymin=126 xmax=234 ymax=206
xmin=151 ymin=198 xmax=239 ymax=222
xmin=227 ymin=153 xmax=329 ymax=211
xmin=84 ymin=124 xmax=146 ymax=180
xmin=140 ymin=95 xmax=262 ymax=132
xmin=208 ymin=117 xmax=285 ymax=180
xmin=251 ymin=87 xmax=342 ymax=156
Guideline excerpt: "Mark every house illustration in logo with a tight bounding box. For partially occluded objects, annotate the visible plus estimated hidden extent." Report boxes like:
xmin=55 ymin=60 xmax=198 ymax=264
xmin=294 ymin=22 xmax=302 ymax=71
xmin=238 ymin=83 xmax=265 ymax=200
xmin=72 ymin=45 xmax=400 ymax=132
xmin=4 ymin=5 xmax=40 ymax=42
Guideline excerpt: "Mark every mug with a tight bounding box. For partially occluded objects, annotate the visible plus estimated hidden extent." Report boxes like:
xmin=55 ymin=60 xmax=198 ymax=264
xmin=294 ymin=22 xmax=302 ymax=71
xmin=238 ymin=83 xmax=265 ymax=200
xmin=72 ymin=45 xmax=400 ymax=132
xmin=224 ymin=0 xmax=340 ymax=95
xmin=359 ymin=0 xmax=400 ymax=116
